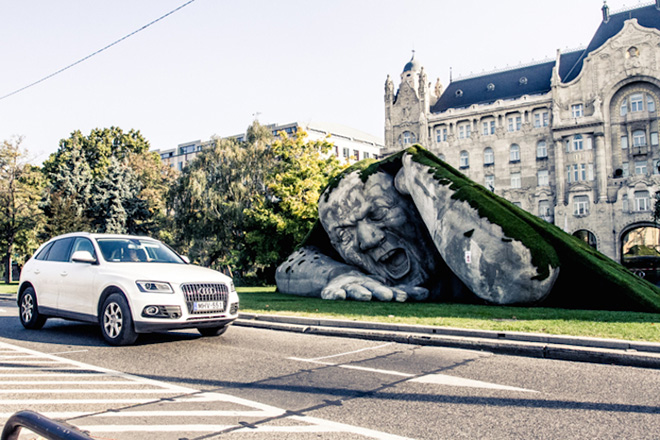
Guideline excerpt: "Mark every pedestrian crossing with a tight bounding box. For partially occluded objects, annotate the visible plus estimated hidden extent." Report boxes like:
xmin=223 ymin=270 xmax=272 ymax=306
xmin=0 ymin=341 xmax=411 ymax=439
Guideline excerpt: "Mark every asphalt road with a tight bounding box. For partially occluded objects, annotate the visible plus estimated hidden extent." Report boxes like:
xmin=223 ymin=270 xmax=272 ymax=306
xmin=1 ymin=297 xmax=659 ymax=439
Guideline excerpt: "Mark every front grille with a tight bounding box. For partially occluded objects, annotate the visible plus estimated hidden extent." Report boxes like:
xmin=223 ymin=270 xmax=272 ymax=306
xmin=181 ymin=283 xmax=229 ymax=314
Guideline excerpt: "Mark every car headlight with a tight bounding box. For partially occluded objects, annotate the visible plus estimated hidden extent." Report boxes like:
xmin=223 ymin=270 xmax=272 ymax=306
xmin=136 ymin=281 xmax=174 ymax=293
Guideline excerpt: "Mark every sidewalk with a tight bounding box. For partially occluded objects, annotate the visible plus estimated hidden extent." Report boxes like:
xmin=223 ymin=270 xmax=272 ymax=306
xmin=235 ymin=313 xmax=660 ymax=370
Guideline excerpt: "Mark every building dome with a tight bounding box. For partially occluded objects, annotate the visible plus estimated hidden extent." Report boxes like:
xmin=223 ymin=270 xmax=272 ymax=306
xmin=403 ymin=53 xmax=421 ymax=73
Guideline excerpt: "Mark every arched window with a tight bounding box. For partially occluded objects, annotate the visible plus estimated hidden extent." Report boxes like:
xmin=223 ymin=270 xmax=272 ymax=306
xmin=573 ymin=230 xmax=597 ymax=250
xmin=509 ymin=144 xmax=520 ymax=162
xmin=537 ymin=140 xmax=547 ymax=158
xmin=483 ymin=147 xmax=494 ymax=165
xmin=400 ymin=131 xmax=417 ymax=146
xmin=459 ymin=151 xmax=469 ymax=168
xmin=633 ymin=130 xmax=647 ymax=147
xmin=573 ymin=134 xmax=583 ymax=151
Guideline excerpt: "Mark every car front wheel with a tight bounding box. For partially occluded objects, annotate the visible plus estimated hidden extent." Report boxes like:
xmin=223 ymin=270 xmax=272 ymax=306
xmin=19 ymin=287 xmax=47 ymax=330
xmin=197 ymin=325 xmax=228 ymax=337
xmin=101 ymin=293 xmax=138 ymax=346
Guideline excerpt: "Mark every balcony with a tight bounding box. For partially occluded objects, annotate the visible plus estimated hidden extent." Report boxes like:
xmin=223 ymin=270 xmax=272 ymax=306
xmin=631 ymin=145 xmax=648 ymax=156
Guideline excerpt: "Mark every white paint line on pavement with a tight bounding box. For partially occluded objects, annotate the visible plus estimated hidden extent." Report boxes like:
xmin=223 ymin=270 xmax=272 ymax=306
xmin=0 ymin=389 xmax=184 ymax=394
xmin=0 ymin=380 xmax=145 ymax=385
xmin=302 ymin=342 xmax=394 ymax=362
xmin=0 ymin=409 xmax=285 ymax=419
xmin=0 ymin=398 xmax=157 ymax=405
xmin=289 ymin=357 xmax=538 ymax=393
xmin=411 ymin=374 xmax=538 ymax=393
xmin=291 ymin=415 xmax=415 ymax=440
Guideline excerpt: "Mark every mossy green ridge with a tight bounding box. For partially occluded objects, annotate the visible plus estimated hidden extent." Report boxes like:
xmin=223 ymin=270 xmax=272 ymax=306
xmin=306 ymin=145 xmax=660 ymax=312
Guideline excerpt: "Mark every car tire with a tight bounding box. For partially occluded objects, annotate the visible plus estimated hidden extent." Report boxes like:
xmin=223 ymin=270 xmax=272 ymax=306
xmin=197 ymin=325 xmax=228 ymax=337
xmin=19 ymin=287 xmax=47 ymax=330
xmin=100 ymin=293 xmax=138 ymax=346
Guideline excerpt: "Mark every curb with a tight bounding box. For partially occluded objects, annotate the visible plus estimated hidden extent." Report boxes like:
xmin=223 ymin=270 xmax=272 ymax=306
xmin=235 ymin=313 xmax=660 ymax=369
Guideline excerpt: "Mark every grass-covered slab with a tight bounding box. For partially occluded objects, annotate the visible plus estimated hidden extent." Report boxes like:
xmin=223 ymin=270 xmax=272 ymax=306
xmin=305 ymin=146 xmax=660 ymax=312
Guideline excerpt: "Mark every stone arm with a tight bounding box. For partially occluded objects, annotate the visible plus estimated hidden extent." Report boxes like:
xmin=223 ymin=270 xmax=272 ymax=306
xmin=275 ymin=246 xmax=425 ymax=301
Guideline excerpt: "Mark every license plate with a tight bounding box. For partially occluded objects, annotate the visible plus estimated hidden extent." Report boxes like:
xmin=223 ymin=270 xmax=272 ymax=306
xmin=193 ymin=301 xmax=223 ymax=312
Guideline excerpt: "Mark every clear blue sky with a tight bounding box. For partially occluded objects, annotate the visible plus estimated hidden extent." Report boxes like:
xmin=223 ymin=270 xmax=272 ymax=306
xmin=0 ymin=0 xmax=640 ymax=163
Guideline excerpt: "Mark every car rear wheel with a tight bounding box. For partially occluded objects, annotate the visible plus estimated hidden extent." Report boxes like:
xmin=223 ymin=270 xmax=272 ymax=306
xmin=19 ymin=287 xmax=47 ymax=330
xmin=101 ymin=293 xmax=138 ymax=346
xmin=197 ymin=325 xmax=228 ymax=337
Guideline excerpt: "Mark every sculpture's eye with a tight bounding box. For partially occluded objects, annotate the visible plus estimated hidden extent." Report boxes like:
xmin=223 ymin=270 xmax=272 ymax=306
xmin=369 ymin=207 xmax=387 ymax=221
xmin=336 ymin=228 xmax=352 ymax=243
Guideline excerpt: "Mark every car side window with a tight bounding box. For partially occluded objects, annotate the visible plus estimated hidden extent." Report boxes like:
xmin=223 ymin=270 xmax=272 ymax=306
xmin=70 ymin=238 xmax=97 ymax=261
xmin=34 ymin=242 xmax=54 ymax=261
xmin=45 ymin=238 xmax=74 ymax=262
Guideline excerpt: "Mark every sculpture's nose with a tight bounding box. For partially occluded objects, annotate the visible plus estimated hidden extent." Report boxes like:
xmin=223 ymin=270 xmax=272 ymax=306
xmin=357 ymin=221 xmax=385 ymax=251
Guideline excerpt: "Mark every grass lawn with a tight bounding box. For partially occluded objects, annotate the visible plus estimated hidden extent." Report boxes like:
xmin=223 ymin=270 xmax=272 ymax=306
xmin=237 ymin=286 xmax=660 ymax=343
xmin=3 ymin=283 xmax=658 ymax=343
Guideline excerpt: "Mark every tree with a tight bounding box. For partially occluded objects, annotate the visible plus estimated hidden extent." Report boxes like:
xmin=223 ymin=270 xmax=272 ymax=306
xmin=41 ymin=127 xmax=174 ymax=238
xmin=243 ymin=129 xmax=344 ymax=281
xmin=0 ymin=137 xmax=44 ymax=282
xmin=170 ymin=122 xmax=273 ymax=273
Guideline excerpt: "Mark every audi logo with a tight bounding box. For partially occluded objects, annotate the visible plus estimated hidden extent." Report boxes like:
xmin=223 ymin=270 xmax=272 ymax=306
xmin=197 ymin=287 xmax=215 ymax=295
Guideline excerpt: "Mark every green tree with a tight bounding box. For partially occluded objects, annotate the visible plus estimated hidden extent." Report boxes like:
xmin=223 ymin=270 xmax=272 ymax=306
xmin=244 ymin=130 xmax=344 ymax=281
xmin=42 ymin=127 xmax=174 ymax=238
xmin=0 ymin=137 xmax=44 ymax=282
xmin=170 ymin=122 xmax=273 ymax=274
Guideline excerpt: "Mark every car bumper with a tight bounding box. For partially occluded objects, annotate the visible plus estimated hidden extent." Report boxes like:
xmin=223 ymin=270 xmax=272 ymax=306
xmin=133 ymin=315 xmax=237 ymax=333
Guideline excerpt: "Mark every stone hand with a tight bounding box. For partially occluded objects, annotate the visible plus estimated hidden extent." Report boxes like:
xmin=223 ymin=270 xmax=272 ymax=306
xmin=321 ymin=272 xmax=426 ymax=302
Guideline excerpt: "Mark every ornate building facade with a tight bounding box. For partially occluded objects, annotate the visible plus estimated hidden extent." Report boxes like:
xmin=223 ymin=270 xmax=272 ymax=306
xmin=384 ymin=1 xmax=660 ymax=275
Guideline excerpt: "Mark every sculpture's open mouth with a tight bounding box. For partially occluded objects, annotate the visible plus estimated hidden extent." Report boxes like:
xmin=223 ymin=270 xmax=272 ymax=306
xmin=379 ymin=248 xmax=410 ymax=280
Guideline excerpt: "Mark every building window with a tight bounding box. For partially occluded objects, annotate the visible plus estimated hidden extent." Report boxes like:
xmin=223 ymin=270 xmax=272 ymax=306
xmin=539 ymin=200 xmax=552 ymax=220
xmin=573 ymin=195 xmax=589 ymax=216
xmin=534 ymin=111 xmax=549 ymax=128
xmin=458 ymin=123 xmax=471 ymax=139
xmin=510 ymin=172 xmax=521 ymax=189
xmin=537 ymin=169 xmax=549 ymax=186
xmin=621 ymin=136 xmax=628 ymax=149
xmin=436 ymin=127 xmax=447 ymax=142
xmin=630 ymin=93 xmax=644 ymax=112
xmin=510 ymin=144 xmax=520 ymax=162
xmin=620 ymin=99 xmax=628 ymax=116
xmin=652 ymin=132 xmax=659 ymax=146
xmin=537 ymin=140 xmax=547 ymax=158
xmin=623 ymin=194 xmax=629 ymax=212
xmin=353 ymin=150 xmax=360 ymax=161
xmin=512 ymin=201 xmax=522 ymax=208
xmin=482 ymin=120 xmax=495 ymax=135
xmin=649 ymin=95 xmax=656 ymax=112
xmin=484 ymin=147 xmax=494 ymax=165
xmin=460 ymin=151 xmax=469 ymax=168
xmin=364 ymin=152 xmax=370 ymax=159
xmin=571 ymin=104 xmax=583 ymax=118
xmin=401 ymin=131 xmax=417 ymax=145
xmin=573 ymin=134 xmax=584 ymax=151
xmin=438 ymin=154 xmax=446 ymax=162
xmin=485 ymin=174 xmax=495 ymax=190
xmin=633 ymin=130 xmax=647 ymax=147
xmin=635 ymin=190 xmax=650 ymax=211
xmin=635 ymin=160 xmax=647 ymax=175
xmin=507 ymin=115 xmax=522 ymax=132
xmin=623 ymin=162 xmax=629 ymax=177
xmin=343 ymin=147 xmax=349 ymax=158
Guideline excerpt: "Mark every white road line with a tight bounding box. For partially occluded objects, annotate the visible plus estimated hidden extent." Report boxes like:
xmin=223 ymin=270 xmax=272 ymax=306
xmin=0 ymin=343 xmax=417 ymax=439
xmin=303 ymin=342 xmax=394 ymax=361
xmin=290 ymin=357 xmax=538 ymax=392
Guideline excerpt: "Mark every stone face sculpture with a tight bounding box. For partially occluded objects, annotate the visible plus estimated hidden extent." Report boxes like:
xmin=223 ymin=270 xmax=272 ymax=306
xmin=276 ymin=146 xmax=660 ymax=311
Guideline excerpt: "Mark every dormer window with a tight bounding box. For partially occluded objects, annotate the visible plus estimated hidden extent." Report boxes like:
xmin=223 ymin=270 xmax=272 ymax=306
xmin=487 ymin=83 xmax=495 ymax=91
xmin=571 ymin=104 xmax=584 ymax=118
xmin=519 ymin=77 xmax=528 ymax=85
xmin=455 ymin=89 xmax=463 ymax=97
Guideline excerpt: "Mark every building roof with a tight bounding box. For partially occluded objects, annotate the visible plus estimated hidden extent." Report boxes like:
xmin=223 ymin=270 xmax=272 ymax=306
xmin=430 ymin=2 xmax=660 ymax=114
xmin=563 ymin=3 xmax=660 ymax=82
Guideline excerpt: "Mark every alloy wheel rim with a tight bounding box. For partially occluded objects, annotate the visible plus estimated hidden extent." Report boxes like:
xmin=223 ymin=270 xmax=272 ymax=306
xmin=21 ymin=295 xmax=33 ymax=323
xmin=103 ymin=302 xmax=123 ymax=338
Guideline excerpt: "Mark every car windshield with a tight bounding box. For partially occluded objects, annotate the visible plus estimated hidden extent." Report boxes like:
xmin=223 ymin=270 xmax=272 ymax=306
xmin=96 ymin=238 xmax=184 ymax=264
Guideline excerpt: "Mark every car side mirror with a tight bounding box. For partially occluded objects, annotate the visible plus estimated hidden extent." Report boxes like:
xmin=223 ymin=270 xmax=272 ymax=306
xmin=181 ymin=255 xmax=191 ymax=264
xmin=71 ymin=250 xmax=97 ymax=264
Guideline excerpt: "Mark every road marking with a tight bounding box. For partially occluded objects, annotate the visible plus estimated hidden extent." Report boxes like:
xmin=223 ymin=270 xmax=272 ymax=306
xmin=0 ymin=342 xmax=415 ymax=439
xmin=305 ymin=342 xmax=394 ymax=361
xmin=290 ymin=357 xmax=539 ymax=393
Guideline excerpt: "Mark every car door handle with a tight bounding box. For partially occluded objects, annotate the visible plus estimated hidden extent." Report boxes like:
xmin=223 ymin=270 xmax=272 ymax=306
xmin=60 ymin=271 xmax=68 ymax=277
xmin=34 ymin=269 xmax=40 ymax=275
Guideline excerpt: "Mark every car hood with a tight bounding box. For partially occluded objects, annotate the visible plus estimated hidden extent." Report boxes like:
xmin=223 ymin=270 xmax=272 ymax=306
xmin=101 ymin=262 xmax=232 ymax=285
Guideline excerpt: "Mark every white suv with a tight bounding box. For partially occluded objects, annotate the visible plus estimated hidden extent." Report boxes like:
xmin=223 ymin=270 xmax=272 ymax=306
xmin=17 ymin=232 xmax=239 ymax=345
